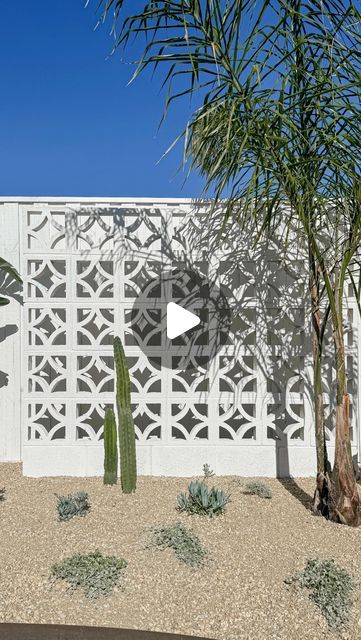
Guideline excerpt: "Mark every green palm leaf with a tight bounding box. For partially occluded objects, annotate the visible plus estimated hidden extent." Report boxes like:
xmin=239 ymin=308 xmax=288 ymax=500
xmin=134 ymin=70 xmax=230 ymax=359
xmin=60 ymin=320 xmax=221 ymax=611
xmin=0 ymin=256 xmax=22 ymax=307
xmin=0 ymin=257 xmax=22 ymax=283
xmin=90 ymin=0 xmax=361 ymax=524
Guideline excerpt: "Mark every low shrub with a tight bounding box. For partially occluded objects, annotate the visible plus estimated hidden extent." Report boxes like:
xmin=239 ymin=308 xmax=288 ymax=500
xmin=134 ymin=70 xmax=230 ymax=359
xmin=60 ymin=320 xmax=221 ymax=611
xmin=177 ymin=480 xmax=230 ymax=517
xmin=285 ymin=558 xmax=356 ymax=629
xmin=0 ymin=487 xmax=5 ymax=501
xmin=50 ymin=550 xmax=127 ymax=599
xmin=244 ymin=481 xmax=272 ymax=499
xmin=145 ymin=522 xmax=207 ymax=567
xmin=56 ymin=491 xmax=90 ymax=521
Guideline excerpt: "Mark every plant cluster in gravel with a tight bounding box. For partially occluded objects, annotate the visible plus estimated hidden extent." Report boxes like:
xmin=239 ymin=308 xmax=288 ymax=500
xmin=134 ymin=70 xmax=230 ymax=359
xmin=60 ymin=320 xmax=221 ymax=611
xmin=56 ymin=491 xmax=90 ymax=521
xmin=177 ymin=480 xmax=230 ymax=517
xmin=50 ymin=550 xmax=127 ymax=599
xmin=0 ymin=487 xmax=5 ymax=501
xmin=145 ymin=522 xmax=207 ymax=567
xmin=202 ymin=463 xmax=215 ymax=478
xmin=244 ymin=481 xmax=272 ymax=499
xmin=285 ymin=558 xmax=356 ymax=629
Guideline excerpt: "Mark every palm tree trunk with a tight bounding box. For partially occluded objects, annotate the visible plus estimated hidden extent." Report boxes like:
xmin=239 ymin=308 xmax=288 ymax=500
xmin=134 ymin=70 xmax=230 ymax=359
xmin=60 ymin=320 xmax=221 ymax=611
xmin=309 ymin=251 xmax=327 ymax=475
xmin=313 ymin=338 xmax=326 ymax=472
xmin=331 ymin=286 xmax=361 ymax=526
xmin=309 ymin=249 xmax=330 ymax=517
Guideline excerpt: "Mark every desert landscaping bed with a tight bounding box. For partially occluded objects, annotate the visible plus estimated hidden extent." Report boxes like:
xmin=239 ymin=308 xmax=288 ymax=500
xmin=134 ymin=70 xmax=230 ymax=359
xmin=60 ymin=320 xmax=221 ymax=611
xmin=0 ymin=463 xmax=361 ymax=640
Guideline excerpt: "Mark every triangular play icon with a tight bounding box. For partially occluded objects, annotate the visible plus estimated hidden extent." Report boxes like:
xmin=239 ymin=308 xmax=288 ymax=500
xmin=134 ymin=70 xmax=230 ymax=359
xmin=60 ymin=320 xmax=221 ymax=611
xmin=166 ymin=302 xmax=200 ymax=340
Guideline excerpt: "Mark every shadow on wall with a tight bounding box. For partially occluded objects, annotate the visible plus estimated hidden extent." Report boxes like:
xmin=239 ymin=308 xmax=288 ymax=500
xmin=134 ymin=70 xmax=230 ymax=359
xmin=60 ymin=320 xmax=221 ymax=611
xmin=276 ymin=431 xmax=314 ymax=510
xmin=0 ymin=270 xmax=23 ymax=305
xmin=24 ymin=201 xmax=358 ymax=482
xmin=0 ymin=271 xmax=22 ymax=388
xmin=0 ymin=325 xmax=19 ymax=343
xmin=178 ymin=203 xmax=313 ymax=481
xmin=64 ymin=203 xmax=315 ymax=478
xmin=0 ymin=324 xmax=19 ymax=388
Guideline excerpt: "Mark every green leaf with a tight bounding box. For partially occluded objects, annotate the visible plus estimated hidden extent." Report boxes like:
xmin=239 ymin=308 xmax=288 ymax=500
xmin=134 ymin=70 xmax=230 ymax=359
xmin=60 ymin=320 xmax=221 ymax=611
xmin=0 ymin=257 xmax=22 ymax=283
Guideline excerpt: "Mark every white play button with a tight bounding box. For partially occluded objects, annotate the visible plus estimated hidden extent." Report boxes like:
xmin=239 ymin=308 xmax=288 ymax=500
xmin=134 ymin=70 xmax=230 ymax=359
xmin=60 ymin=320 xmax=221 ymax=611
xmin=166 ymin=302 xmax=200 ymax=340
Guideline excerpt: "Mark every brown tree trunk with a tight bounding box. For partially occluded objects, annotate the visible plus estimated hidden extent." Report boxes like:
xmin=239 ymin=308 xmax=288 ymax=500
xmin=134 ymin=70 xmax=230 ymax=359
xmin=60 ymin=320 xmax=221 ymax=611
xmin=309 ymin=251 xmax=327 ymax=475
xmin=309 ymin=250 xmax=330 ymax=518
xmin=313 ymin=347 xmax=326 ymax=473
xmin=331 ymin=318 xmax=361 ymax=526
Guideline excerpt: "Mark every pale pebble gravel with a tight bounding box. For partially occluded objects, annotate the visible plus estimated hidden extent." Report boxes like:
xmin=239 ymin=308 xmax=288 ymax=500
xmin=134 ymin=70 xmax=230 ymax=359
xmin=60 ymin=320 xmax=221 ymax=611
xmin=0 ymin=464 xmax=361 ymax=640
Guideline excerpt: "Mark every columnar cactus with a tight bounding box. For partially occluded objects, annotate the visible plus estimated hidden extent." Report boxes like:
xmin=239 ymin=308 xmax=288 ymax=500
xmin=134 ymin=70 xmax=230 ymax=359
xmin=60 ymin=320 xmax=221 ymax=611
xmin=103 ymin=407 xmax=117 ymax=485
xmin=113 ymin=336 xmax=137 ymax=493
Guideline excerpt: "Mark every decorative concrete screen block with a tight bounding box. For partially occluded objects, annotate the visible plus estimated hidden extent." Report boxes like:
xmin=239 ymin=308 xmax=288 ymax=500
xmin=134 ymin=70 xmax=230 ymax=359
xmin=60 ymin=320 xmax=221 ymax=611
xmin=0 ymin=198 xmax=359 ymax=476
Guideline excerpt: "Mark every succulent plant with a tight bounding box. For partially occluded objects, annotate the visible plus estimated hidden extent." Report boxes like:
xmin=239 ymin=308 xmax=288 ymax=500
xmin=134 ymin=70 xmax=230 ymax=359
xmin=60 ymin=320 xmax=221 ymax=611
xmin=285 ymin=558 xmax=356 ymax=629
xmin=103 ymin=407 xmax=117 ymax=485
xmin=50 ymin=550 xmax=127 ymax=599
xmin=145 ymin=522 xmax=207 ymax=567
xmin=113 ymin=336 xmax=137 ymax=493
xmin=177 ymin=480 xmax=230 ymax=517
xmin=56 ymin=491 xmax=90 ymax=522
xmin=245 ymin=481 xmax=272 ymax=499
xmin=203 ymin=463 xmax=215 ymax=478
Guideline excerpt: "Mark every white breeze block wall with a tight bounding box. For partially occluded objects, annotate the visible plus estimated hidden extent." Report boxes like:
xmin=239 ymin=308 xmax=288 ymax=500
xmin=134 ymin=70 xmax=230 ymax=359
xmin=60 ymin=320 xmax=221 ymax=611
xmin=0 ymin=198 xmax=360 ymax=477
xmin=0 ymin=203 xmax=21 ymax=461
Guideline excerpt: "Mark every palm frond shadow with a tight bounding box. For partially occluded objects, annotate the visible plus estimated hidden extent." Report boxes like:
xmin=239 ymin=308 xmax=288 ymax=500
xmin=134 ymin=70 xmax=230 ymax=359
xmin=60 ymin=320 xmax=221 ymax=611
xmin=278 ymin=477 xmax=314 ymax=511
xmin=59 ymin=201 xmax=347 ymax=478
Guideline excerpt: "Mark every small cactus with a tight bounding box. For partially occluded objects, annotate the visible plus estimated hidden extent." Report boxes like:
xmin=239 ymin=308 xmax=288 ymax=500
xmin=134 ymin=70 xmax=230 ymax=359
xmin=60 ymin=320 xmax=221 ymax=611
xmin=113 ymin=336 xmax=137 ymax=493
xmin=103 ymin=407 xmax=117 ymax=485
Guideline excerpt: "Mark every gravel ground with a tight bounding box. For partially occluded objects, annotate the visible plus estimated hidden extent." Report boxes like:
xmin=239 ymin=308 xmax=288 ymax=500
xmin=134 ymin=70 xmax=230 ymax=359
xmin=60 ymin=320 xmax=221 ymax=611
xmin=0 ymin=464 xmax=361 ymax=640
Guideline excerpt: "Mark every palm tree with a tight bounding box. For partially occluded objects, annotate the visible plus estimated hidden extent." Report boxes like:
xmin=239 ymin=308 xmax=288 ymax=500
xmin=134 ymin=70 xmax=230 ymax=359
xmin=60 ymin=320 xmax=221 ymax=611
xmin=92 ymin=0 xmax=361 ymax=524
xmin=189 ymin=102 xmax=331 ymax=484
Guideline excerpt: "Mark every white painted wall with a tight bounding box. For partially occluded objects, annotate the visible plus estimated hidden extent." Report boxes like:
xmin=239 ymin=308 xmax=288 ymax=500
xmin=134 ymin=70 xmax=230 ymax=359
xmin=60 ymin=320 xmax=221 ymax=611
xmin=0 ymin=198 xmax=359 ymax=477
xmin=0 ymin=203 xmax=21 ymax=461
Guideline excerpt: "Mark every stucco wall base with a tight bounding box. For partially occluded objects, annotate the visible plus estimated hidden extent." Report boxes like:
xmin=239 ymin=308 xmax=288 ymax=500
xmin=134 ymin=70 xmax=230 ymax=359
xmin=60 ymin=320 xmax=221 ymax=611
xmin=20 ymin=443 xmax=342 ymax=478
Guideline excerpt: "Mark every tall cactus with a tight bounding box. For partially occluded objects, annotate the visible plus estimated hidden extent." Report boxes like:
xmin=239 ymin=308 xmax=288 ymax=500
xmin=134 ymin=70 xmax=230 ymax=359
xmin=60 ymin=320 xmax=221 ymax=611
xmin=103 ymin=407 xmax=117 ymax=485
xmin=113 ymin=336 xmax=137 ymax=493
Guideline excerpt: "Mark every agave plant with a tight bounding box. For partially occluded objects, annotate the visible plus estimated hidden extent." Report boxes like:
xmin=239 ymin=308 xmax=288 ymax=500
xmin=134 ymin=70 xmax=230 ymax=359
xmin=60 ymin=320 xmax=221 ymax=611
xmin=177 ymin=480 xmax=230 ymax=517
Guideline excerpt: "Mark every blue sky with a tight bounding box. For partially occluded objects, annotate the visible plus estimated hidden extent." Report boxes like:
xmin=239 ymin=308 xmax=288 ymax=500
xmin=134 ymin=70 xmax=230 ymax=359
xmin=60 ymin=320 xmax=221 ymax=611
xmin=0 ymin=1 xmax=205 ymax=197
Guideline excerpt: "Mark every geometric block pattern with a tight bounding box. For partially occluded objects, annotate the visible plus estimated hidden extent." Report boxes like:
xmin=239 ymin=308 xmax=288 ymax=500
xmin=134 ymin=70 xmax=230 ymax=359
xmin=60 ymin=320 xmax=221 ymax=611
xmin=21 ymin=202 xmax=359 ymax=453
